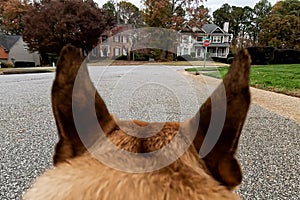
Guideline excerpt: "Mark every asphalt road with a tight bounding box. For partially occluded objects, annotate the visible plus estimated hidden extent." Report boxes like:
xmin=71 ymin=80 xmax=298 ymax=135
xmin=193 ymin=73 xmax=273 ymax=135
xmin=0 ymin=66 xmax=299 ymax=199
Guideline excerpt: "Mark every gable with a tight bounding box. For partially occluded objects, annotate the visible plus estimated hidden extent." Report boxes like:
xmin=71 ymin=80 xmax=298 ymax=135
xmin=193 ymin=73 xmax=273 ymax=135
xmin=0 ymin=35 xmax=21 ymax=51
xmin=212 ymin=27 xmax=224 ymax=34
xmin=202 ymin=24 xmax=226 ymax=34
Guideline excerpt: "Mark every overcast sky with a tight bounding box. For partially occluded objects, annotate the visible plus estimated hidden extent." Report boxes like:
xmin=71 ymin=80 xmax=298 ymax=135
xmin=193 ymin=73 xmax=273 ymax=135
xmin=96 ymin=0 xmax=278 ymax=13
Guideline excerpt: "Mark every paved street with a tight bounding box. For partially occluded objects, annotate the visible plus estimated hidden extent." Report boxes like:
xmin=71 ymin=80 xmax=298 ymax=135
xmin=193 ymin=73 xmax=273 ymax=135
xmin=0 ymin=65 xmax=299 ymax=199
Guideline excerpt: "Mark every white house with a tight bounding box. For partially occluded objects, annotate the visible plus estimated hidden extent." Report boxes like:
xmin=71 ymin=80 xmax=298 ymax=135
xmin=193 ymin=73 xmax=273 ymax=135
xmin=177 ymin=23 xmax=232 ymax=59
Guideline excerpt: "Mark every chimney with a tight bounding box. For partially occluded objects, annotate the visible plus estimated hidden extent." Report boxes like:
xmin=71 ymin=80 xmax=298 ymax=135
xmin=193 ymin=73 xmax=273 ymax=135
xmin=223 ymin=22 xmax=229 ymax=33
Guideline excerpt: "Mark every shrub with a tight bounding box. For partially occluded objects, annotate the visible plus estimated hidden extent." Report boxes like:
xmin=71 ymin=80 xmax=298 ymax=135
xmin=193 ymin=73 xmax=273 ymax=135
xmin=115 ymin=55 xmax=128 ymax=60
xmin=0 ymin=61 xmax=14 ymax=68
xmin=132 ymin=52 xmax=149 ymax=61
xmin=211 ymin=57 xmax=227 ymax=63
xmin=176 ymin=54 xmax=196 ymax=61
xmin=247 ymin=47 xmax=275 ymax=65
xmin=227 ymin=52 xmax=235 ymax=59
xmin=227 ymin=57 xmax=234 ymax=64
xmin=14 ymin=61 xmax=35 ymax=68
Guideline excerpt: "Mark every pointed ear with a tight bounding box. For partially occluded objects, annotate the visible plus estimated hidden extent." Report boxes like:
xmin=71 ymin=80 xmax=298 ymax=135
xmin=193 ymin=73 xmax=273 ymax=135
xmin=52 ymin=45 xmax=116 ymax=165
xmin=192 ymin=49 xmax=251 ymax=188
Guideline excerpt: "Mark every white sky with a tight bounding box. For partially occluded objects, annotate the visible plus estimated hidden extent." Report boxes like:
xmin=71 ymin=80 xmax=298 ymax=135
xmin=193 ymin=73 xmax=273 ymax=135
xmin=95 ymin=0 xmax=278 ymax=13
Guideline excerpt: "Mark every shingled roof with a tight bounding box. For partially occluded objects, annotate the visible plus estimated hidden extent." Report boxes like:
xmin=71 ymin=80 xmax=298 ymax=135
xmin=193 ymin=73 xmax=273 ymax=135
xmin=180 ymin=23 xmax=229 ymax=34
xmin=202 ymin=24 xmax=228 ymax=34
xmin=0 ymin=35 xmax=21 ymax=51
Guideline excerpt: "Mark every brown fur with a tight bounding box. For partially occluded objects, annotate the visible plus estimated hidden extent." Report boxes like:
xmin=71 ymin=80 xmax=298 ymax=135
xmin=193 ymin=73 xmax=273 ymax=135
xmin=24 ymin=45 xmax=251 ymax=199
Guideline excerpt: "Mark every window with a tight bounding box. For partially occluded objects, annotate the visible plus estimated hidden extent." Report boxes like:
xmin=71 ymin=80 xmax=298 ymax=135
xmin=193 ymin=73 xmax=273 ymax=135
xmin=182 ymin=35 xmax=190 ymax=43
xmin=101 ymin=45 xmax=109 ymax=57
xmin=114 ymin=36 xmax=120 ymax=43
xmin=213 ymin=36 xmax=222 ymax=43
xmin=91 ymin=48 xmax=97 ymax=56
xmin=114 ymin=48 xmax=120 ymax=56
xmin=183 ymin=48 xmax=189 ymax=55
xmin=223 ymin=36 xmax=229 ymax=43
xmin=123 ymin=36 xmax=128 ymax=43
xmin=197 ymin=36 xmax=203 ymax=42
xmin=101 ymin=35 xmax=107 ymax=43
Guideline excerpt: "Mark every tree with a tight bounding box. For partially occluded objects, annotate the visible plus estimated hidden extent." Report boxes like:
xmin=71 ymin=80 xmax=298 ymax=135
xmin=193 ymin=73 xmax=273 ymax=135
xmin=143 ymin=0 xmax=209 ymax=30
xmin=213 ymin=5 xmax=250 ymax=40
xmin=252 ymin=0 xmax=272 ymax=42
xmin=259 ymin=0 xmax=300 ymax=49
xmin=0 ymin=0 xmax=8 ymax=33
xmin=0 ymin=0 xmax=32 ymax=34
xmin=212 ymin=4 xmax=232 ymax=29
xmin=213 ymin=2 xmax=272 ymax=47
xmin=22 ymin=0 xmax=113 ymax=56
xmin=118 ymin=1 xmax=144 ymax=27
xmin=102 ymin=0 xmax=117 ymax=25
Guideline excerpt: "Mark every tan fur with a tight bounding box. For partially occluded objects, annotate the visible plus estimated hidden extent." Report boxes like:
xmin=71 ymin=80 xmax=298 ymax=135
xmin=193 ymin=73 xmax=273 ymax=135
xmin=24 ymin=45 xmax=251 ymax=200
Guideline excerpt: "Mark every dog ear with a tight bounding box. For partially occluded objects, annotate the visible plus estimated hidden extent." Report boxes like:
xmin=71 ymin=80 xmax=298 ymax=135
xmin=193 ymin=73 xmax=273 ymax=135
xmin=52 ymin=45 xmax=116 ymax=165
xmin=192 ymin=49 xmax=251 ymax=188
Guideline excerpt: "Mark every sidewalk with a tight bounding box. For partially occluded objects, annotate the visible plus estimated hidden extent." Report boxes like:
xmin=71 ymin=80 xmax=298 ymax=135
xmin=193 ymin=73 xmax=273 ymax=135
xmin=183 ymin=71 xmax=300 ymax=124
xmin=0 ymin=67 xmax=55 ymax=75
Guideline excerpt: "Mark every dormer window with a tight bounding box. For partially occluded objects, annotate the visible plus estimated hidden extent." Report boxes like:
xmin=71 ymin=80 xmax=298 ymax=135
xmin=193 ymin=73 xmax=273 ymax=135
xmin=212 ymin=36 xmax=222 ymax=43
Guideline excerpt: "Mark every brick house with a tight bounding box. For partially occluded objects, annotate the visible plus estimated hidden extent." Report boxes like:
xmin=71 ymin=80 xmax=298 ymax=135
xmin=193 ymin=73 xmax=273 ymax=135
xmin=88 ymin=24 xmax=133 ymax=61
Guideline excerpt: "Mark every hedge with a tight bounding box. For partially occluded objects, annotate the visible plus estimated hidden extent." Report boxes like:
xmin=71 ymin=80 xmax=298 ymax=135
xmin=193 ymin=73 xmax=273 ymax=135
xmin=0 ymin=61 xmax=14 ymax=68
xmin=271 ymin=49 xmax=300 ymax=64
xmin=14 ymin=61 xmax=35 ymax=68
xmin=246 ymin=47 xmax=275 ymax=65
xmin=246 ymin=47 xmax=300 ymax=65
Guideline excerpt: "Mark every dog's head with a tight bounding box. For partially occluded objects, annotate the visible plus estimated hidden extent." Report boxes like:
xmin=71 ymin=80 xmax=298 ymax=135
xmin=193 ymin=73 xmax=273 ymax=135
xmin=24 ymin=45 xmax=251 ymax=199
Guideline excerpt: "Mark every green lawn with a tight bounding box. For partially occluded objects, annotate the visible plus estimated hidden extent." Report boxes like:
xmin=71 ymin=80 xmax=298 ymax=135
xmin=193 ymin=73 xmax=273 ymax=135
xmin=186 ymin=64 xmax=300 ymax=97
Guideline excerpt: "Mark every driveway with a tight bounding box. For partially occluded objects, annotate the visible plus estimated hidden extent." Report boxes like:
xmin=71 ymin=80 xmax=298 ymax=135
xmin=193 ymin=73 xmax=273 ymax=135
xmin=0 ymin=65 xmax=299 ymax=199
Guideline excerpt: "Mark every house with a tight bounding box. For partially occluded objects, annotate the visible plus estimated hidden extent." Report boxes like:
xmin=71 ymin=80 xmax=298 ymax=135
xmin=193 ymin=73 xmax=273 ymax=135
xmin=177 ymin=23 xmax=232 ymax=59
xmin=88 ymin=24 xmax=133 ymax=61
xmin=0 ymin=35 xmax=40 ymax=66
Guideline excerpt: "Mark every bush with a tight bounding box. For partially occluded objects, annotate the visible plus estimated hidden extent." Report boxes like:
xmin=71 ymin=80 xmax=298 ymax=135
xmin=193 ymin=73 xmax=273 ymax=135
xmin=176 ymin=54 xmax=197 ymax=61
xmin=227 ymin=57 xmax=234 ymax=64
xmin=131 ymin=52 xmax=149 ymax=61
xmin=211 ymin=57 xmax=227 ymax=63
xmin=0 ymin=61 xmax=14 ymax=68
xmin=271 ymin=49 xmax=300 ymax=64
xmin=246 ymin=47 xmax=275 ymax=65
xmin=14 ymin=61 xmax=35 ymax=68
xmin=227 ymin=52 xmax=235 ymax=59
xmin=115 ymin=55 xmax=128 ymax=60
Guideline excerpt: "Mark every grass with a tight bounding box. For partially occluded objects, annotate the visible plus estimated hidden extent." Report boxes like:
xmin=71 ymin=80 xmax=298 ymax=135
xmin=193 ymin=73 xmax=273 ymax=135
xmin=186 ymin=64 xmax=300 ymax=97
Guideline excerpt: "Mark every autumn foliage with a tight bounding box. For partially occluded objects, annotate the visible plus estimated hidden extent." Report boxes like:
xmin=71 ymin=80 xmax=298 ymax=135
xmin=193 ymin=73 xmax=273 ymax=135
xmin=0 ymin=0 xmax=32 ymax=34
xmin=22 ymin=0 xmax=114 ymax=55
xmin=143 ymin=0 xmax=208 ymax=30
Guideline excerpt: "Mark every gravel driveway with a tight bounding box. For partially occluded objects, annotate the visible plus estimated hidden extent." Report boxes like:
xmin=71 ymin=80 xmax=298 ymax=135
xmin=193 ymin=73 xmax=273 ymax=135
xmin=0 ymin=65 xmax=299 ymax=199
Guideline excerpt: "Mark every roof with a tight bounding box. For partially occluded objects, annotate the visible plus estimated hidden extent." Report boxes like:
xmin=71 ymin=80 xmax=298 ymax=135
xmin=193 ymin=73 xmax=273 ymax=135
xmin=202 ymin=24 xmax=228 ymax=34
xmin=181 ymin=24 xmax=229 ymax=34
xmin=0 ymin=35 xmax=21 ymax=51
xmin=202 ymin=24 xmax=218 ymax=33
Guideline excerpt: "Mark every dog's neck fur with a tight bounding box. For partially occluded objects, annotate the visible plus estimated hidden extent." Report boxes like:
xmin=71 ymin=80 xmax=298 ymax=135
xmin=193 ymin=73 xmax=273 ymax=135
xmin=24 ymin=45 xmax=251 ymax=200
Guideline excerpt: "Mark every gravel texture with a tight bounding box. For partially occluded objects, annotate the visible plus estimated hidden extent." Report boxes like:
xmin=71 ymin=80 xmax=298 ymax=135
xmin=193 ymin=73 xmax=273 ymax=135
xmin=0 ymin=66 xmax=299 ymax=199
